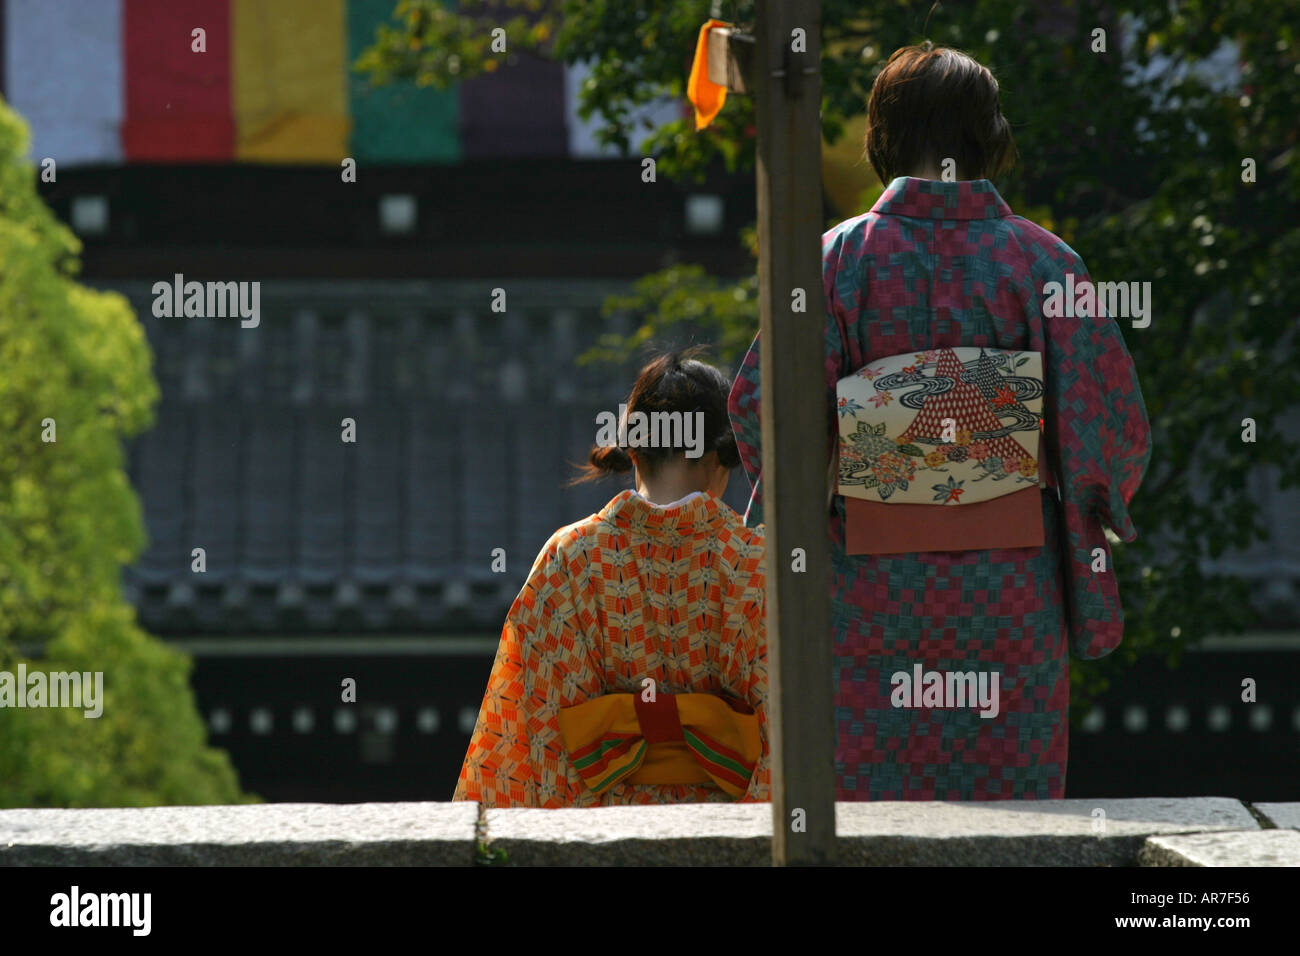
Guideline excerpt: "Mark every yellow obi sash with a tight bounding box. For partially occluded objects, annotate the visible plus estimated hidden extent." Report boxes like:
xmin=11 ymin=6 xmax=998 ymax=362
xmin=558 ymin=691 xmax=761 ymax=799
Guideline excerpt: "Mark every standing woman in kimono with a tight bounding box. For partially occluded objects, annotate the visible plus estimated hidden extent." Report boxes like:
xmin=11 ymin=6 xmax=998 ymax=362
xmin=456 ymin=349 xmax=769 ymax=807
xmin=728 ymin=44 xmax=1151 ymax=799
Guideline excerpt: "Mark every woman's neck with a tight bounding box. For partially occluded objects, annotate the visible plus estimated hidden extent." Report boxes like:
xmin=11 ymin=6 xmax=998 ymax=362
xmin=631 ymin=451 xmax=727 ymax=506
xmin=635 ymin=473 xmax=705 ymax=507
xmin=907 ymin=164 xmax=946 ymax=181
xmin=634 ymin=458 xmax=711 ymax=507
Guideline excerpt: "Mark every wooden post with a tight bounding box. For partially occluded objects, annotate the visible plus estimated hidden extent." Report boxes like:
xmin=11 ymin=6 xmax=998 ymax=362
xmin=752 ymin=0 xmax=837 ymax=865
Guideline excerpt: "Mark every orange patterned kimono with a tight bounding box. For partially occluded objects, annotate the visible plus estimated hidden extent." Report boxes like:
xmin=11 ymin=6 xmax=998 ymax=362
xmin=454 ymin=489 xmax=769 ymax=807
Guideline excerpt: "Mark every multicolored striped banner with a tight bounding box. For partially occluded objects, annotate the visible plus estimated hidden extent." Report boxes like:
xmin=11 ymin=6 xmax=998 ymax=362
xmin=0 ymin=0 xmax=683 ymax=166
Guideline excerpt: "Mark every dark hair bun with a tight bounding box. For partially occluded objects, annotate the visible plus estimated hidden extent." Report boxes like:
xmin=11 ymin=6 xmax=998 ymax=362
xmin=587 ymin=444 xmax=634 ymax=475
xmin=715 ymin=430 xmax=741 ymax=470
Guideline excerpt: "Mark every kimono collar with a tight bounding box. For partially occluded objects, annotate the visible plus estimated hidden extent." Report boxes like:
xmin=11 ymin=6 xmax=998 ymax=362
xmin=871 ymin=176 xmax=1013 ymax=221
xmin=601 ymin=489 xmax=725 ymax=536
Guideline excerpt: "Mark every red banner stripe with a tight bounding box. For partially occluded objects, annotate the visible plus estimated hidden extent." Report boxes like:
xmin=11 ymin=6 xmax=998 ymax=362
xmin=123 ymin=0 xmax=234 ymax=161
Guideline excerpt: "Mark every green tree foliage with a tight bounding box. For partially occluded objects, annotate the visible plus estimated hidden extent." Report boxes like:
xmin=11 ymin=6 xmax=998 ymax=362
xmin=0 ymin=99 xmax=248 ymax=807
xmin=359 ymin=1 xmax=1300 ymax=710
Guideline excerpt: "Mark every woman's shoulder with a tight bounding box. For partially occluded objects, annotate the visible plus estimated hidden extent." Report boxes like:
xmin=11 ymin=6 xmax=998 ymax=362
xmin=544 ymin=510 xmax=607 ymax=554
xmin=1001 ymin=215 xmax=1089 ymax=275
xmin=524 ymin=509 xmax=606 ymax=577
xmin=716 ymin=501 xmax=765 ymax=543
xmin=536 ymin=491 xmax=766 ymax=562
xmin=535 ymin=490 xmax=643 ymax=559
xmin=712 ymin=503 xmax=767 ymax=576
xmin=822 ymin=205 xmax=1087 ymax=274
xmin=822 ymin=212 xmax=877 ymax=252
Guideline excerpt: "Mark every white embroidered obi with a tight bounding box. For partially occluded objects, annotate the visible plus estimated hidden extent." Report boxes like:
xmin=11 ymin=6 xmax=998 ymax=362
xmin=834 ymin=346 xmax=1050 ymax=554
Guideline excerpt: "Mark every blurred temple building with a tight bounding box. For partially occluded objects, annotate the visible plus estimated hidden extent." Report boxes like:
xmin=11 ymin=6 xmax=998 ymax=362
xmin=3 ymin=0 xmax=1297 ymax=802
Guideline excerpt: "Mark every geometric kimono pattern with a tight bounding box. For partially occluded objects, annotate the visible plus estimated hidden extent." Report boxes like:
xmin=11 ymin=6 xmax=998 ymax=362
xmin=728 ymin=176 xmax=1151 ymax=799
xmin=454 ymin=490 xmax=770 ymax=807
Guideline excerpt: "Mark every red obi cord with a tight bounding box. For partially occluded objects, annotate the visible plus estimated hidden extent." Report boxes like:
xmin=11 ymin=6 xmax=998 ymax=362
xmin=632 ymin=691 xmax=685 ymax=744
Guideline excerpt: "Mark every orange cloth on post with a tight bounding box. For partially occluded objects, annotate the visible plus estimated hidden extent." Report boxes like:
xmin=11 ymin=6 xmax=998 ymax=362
xmin=687 ymin=19 xmax=731 ymax=130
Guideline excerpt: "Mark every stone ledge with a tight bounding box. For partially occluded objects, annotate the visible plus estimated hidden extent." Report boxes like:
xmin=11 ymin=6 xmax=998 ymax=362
xmin=836 ymin=797 xmax=1256 ymax=866
xmin=485 ymin=797 xmax=1259 ymax=866
xmin=1253 ymin=803 xmax=1300 ymax=829
xmin=1139 ymin=829 xmax=1300 ymax=867
xmin=0 ymin=802 xmax=478 ymax=866
xmin=486 ymin=804 xmax=770 ymax=866
xmin=0 ymin=798 xmax=1267 ymax=866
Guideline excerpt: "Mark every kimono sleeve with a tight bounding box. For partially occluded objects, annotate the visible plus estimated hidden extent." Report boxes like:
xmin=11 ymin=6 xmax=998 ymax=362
xmin=727 ymin=334 xmax=766 ymax=526
xmin=1040 ymin=260 xmax=1152 ymax=660
xmin=736 ymin=564 xmax=771 ymax=803
xmin=453 ymin=530 xmax=588 ymax=807
xmin=727 ymin=227 xmax=852 ymax=528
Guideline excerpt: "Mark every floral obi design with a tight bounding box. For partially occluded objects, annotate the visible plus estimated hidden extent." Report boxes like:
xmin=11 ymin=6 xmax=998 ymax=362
xmin=835 ymin=347 xmax=1052 ymax=555
xmin=557 ymin=691 xmax=761 ymax=799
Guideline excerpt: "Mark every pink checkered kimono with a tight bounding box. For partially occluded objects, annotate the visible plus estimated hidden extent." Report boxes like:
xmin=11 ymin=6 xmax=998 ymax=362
xmin=727 ymin=176 xmax=1151 ymax=799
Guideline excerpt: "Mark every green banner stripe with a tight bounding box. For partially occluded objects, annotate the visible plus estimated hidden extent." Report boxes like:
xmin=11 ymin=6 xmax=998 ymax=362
xmin=347 ymin=0 xmax=462 ymax=163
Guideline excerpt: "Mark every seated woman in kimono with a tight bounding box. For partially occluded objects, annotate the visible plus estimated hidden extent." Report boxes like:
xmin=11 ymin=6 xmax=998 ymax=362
xmin=455 ymin=349 xmax=769 ymax=807
xmin=728 ymin=43 xmax=1151 ymax=800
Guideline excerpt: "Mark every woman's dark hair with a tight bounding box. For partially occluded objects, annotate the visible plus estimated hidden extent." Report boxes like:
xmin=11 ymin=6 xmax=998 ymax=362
xmin=572 ymin=346 xmax=741 ymax=483
xmin=864 ymin=43 xmax=1016 ymax=183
